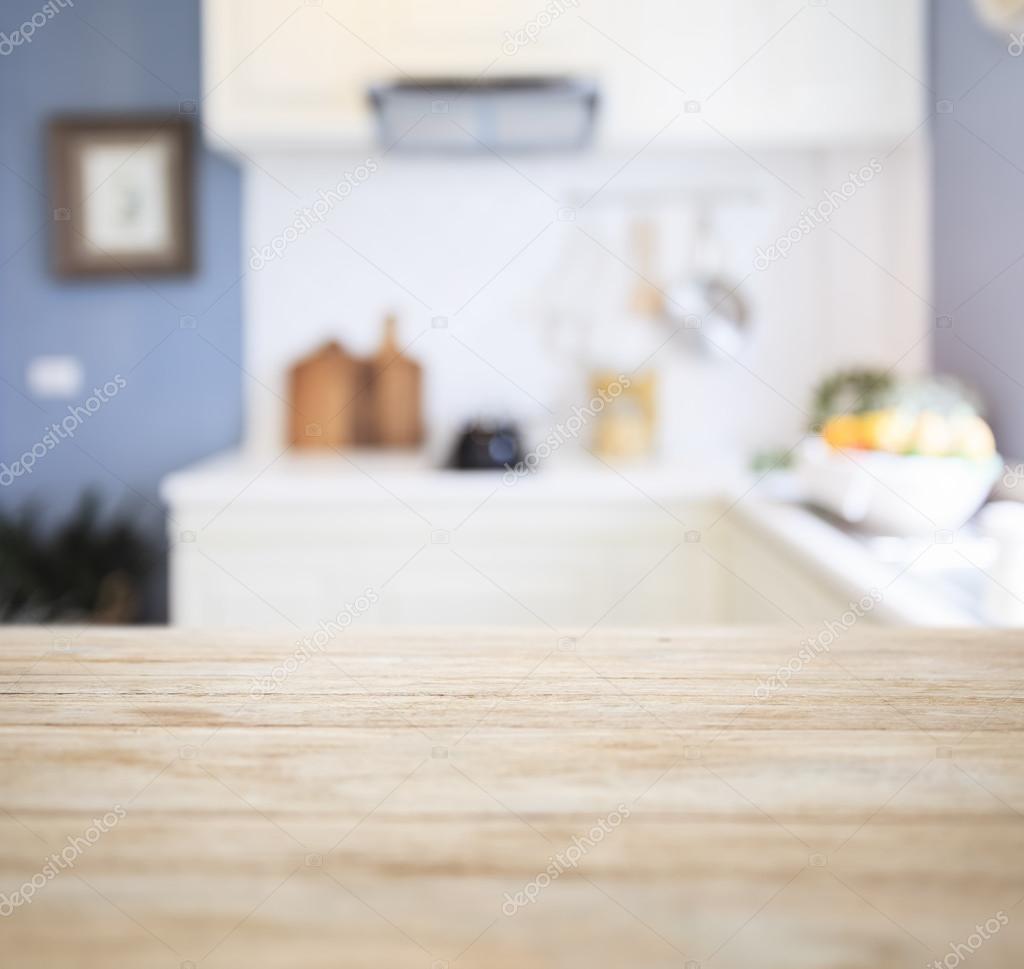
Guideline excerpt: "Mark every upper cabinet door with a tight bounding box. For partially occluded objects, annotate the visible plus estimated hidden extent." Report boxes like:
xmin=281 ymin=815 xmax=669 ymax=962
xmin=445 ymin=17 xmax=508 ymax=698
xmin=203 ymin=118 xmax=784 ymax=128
xmin=202 ymin=0 xmax=382 ymax=146
xmin=202 ymin=0 xmax=924 ymax=150
xmin=579 ymin=0 xmax=925 ymax=146
xmin=699 ymin=0 xmax=926 ymax=145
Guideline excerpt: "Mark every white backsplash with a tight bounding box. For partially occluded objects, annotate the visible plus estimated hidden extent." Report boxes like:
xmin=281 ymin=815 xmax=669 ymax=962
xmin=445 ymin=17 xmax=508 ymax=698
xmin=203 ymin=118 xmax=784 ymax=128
xmin=240 ymin=138 xmax=928 ymax=465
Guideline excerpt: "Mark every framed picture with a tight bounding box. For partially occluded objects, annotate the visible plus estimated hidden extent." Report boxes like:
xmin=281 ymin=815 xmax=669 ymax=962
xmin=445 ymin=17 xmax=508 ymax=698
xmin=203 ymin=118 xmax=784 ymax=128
xmin=49 ymin=115 xmax=194 ymax=276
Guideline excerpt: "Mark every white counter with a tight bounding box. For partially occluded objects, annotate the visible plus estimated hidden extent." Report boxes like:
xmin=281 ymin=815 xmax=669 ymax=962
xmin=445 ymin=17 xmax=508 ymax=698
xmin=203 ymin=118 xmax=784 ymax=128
xmin=729 ymin=499 xmax=982 ymax=626
xmin=160 ymin=448 xmax=743 ymax=506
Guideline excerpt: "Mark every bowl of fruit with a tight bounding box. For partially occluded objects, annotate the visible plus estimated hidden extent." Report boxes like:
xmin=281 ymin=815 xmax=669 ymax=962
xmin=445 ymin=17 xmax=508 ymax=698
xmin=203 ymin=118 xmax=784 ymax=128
xmin=796 ymin=370 xmax=1001 ymax=535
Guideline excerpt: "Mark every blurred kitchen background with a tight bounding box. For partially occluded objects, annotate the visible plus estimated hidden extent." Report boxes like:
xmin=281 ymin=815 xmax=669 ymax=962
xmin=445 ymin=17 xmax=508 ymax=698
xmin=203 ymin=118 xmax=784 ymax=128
xmin=2 ymin=0 xmax=1023 ymax=629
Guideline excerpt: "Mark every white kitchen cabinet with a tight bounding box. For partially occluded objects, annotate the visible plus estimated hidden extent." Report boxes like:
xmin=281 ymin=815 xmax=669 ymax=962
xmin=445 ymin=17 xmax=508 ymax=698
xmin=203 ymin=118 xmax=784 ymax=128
xmin=709 ymin=514 xmax=861 ymax=624
xmin=201 ymin=0 xmax=924 ymax=150
xmin=163 ymin=453 xmax=724 ymax=628
xmin=160 ymin=452 xmax=912 ymax=629
xmin=201 ymin=0 xmax=585 ymax=147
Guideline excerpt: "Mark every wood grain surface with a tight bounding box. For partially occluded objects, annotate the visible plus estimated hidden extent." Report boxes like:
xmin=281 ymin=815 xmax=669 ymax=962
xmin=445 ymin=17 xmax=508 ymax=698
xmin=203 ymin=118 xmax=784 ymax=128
xmin=1 ymin=627 xmax=1023 ymax=968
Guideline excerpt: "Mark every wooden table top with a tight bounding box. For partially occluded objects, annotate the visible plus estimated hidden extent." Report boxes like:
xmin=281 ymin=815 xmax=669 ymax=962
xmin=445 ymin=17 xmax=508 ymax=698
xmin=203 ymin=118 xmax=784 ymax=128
xmin=1 ymin=627 xmax=1022 ymax=968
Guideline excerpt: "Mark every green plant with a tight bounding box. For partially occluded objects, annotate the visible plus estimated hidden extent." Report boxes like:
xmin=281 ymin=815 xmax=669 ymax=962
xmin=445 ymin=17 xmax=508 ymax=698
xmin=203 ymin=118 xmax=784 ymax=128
xmin=0 ymin=493 xmax=154 ymax=623
xmin=810 ymin=369 xmax=895 ymax=430
xmin=750 ymin=448 xmax=795 ymax=474
xmin=811 ymin=369 xmax=985 ymax=430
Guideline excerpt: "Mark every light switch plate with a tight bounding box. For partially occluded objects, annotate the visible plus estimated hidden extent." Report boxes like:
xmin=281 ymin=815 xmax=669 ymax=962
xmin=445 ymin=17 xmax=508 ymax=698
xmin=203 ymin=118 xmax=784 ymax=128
xmin=26 ymin=355 xmax=84 ymax=399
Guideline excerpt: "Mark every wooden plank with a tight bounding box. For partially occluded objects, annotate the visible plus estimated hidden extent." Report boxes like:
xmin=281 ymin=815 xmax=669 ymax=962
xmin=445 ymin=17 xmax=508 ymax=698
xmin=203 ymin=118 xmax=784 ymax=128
xmin=0 ymin=628 xmax=1022 ymax=968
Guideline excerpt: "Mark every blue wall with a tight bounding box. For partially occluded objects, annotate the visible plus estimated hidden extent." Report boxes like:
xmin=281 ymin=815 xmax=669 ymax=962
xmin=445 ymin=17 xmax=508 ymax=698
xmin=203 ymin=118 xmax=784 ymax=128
xmin=0 ymin=0 xmax=243 ymax=617
xmin=931 ymin=0 xmax=1024 ymax=459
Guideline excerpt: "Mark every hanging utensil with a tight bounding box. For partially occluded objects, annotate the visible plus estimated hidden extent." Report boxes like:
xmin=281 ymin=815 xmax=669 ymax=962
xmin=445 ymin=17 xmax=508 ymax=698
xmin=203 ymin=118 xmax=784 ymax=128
xmin=629 ymin=218 xmax=665 ymax=320
xmin=663 ymin=205 xmax=750 ymax=359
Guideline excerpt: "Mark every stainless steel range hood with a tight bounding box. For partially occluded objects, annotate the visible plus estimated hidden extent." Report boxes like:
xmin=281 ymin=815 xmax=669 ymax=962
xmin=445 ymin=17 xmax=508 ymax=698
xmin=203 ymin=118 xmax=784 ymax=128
xmin=368 ymin=77 xmax=598 ymax=153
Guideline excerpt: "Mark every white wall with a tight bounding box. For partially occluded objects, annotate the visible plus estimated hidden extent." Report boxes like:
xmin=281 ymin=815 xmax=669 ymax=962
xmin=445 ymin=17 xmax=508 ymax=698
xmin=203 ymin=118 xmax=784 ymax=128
xmin=240 ymin=136 xmax=929 ymax=465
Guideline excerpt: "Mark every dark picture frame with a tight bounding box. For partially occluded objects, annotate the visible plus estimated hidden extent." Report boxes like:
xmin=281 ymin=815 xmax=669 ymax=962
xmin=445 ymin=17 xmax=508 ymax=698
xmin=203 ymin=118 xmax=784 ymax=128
xmin=49 ymin=115 xmax=194 ymax=277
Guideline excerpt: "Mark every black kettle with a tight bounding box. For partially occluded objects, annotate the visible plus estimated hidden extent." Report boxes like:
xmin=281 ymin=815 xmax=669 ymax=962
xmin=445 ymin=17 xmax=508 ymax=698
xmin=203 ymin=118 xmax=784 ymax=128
xmin=448 ymin=421 xmax=524 ymax=471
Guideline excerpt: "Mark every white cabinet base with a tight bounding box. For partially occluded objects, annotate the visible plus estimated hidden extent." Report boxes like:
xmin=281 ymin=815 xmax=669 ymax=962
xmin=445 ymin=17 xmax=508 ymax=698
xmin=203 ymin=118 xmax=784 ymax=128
xmin=161 ymin=452 xmax=892 ymax=629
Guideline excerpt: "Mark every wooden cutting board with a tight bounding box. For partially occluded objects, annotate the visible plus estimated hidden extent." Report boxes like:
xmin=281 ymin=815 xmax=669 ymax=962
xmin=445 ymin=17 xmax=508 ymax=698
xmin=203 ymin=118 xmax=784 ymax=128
xmin=369 ymin=315 xmax=423 ymax=448
xmin=287 ymin=341 xmax=372 ymax=448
